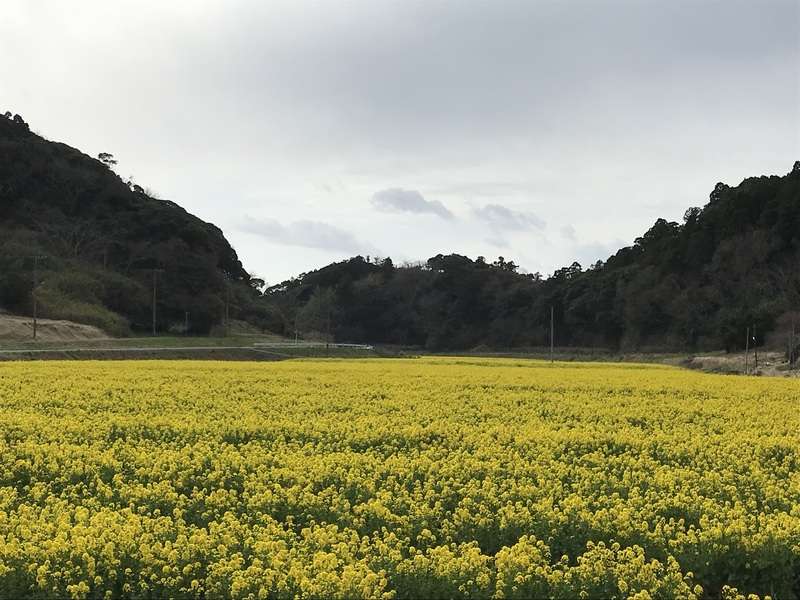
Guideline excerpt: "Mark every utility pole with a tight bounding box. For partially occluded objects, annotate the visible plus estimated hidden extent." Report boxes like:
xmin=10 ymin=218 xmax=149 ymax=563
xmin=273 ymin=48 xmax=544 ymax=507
xmin=791 ymin=316 xmax=796 ymax=369
xmin=225 ymin=283 xmax=231 ymax=337
xmin=744 ymin=326 xmax=750 ymax=375
xmin=550 ymin=305 xmax=554 ymax=363
xmin=753 ymin=323 xmax=758 ymax=373
xmin=326 ymin=304 xmax=331 ymax=356
xmin=184 ymin=311 xmax=190 ymax=336
xmin=141 ymin=268 xmax=164 ymax=337
xmin=31 ymin=255 xmax=47 ymax=340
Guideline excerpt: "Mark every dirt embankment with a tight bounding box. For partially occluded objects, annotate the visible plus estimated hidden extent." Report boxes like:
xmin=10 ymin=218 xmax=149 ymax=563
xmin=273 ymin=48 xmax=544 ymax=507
xmin=683 ymin=351 xmax=800 ymax=378
xmin=0 ymin=314 xmax=107 ymax=342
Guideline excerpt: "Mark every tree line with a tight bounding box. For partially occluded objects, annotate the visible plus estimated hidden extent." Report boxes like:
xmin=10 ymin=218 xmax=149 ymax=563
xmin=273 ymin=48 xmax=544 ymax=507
xmin=263 ymin=163 xmax=800 ymax=352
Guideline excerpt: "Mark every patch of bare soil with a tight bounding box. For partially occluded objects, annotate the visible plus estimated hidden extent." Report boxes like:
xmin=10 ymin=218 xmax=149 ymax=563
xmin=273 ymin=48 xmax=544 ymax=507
xmin=0 ymin=314 xmax=107 ymax=342
xmin=685 ymin=351 xmax=800 ymax=378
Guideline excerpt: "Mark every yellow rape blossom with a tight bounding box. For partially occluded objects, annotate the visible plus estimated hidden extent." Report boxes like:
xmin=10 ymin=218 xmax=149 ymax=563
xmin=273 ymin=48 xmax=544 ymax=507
xmin=0 ymin=358 xmax=795 ymax=598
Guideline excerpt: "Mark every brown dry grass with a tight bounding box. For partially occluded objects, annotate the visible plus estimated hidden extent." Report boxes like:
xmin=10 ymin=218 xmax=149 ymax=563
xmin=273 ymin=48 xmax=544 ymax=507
xmin=0 ymin=314 xmax=106 ymax=342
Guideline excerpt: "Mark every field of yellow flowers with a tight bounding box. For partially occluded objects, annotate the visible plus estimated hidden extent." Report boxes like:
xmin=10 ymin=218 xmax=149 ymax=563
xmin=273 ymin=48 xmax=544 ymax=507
xmin=0 ymin=358 xmax=797 ymax=599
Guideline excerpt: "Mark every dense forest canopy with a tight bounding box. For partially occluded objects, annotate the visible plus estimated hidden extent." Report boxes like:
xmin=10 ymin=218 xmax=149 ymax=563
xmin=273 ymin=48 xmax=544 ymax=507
xmin=0 ymin=113 xmax=267 ymax=335
xmin=264 ymin=163 xmax=800 ymax=351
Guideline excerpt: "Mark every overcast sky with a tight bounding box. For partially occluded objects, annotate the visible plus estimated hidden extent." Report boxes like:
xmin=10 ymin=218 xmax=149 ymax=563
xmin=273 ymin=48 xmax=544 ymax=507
xmin=3 ymin=0 xmax=798 ymax=283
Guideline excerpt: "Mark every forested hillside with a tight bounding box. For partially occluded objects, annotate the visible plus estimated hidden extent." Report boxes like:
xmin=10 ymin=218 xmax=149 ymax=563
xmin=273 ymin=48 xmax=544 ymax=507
xmin=0 ymin=112 xmax=265 ymax=335
xmin=264 ymin=163 xmax=800 ymax=351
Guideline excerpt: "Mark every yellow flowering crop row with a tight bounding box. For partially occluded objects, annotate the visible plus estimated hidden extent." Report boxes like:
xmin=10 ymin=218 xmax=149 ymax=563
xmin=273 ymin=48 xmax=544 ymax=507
xmin=0 ymin=358 xmax=797 ymax=599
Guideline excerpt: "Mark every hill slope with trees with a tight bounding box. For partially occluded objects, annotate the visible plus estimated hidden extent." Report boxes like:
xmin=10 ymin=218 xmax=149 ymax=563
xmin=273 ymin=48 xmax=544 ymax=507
xmin=3 ymin=111 xmax=796 ymax=350
xmin=0 ymin=112 xmax=265 ymax=335
xmin=264 ymin=163 xmax=800 ymax=352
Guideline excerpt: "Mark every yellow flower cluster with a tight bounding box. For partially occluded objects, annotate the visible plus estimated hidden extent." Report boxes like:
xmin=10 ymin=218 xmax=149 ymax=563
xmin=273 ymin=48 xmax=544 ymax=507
xmin=0 ymin=358 xmax=796 ymax=599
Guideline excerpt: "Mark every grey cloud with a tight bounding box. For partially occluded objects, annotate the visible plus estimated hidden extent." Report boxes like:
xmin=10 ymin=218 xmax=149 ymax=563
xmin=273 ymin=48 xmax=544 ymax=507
xmin=560 ymin=225 xmax=577 ymax=241
xmin=192 ymin=0 xmax=798 ymax=161
xmin=371 ymin=188 xmax=454 ymax=220
xmin=476 ymin=204 xmax=546 ymax=248
xmin=474 ymin=204 xmax=546 ymax=232
xmin=241 ymin=218 xmax=364 ymax=253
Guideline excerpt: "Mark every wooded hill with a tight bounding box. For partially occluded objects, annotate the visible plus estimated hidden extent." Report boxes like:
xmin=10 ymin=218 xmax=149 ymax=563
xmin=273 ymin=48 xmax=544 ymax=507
xmin=0 ymin=113 xmax=265 ymax=335
xmin=264 ymin=163 xmax=800 ymax=352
